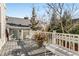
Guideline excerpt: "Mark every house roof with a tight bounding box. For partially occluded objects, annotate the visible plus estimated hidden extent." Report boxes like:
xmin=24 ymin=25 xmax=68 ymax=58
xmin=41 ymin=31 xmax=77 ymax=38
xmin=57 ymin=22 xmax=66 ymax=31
xmin=6 ymin=24 xmax=31 ymax=30
xmin=6 ymin=16 xmax=31 ymax=29
xmin=72 ymin=18 xmax=79 ymax=23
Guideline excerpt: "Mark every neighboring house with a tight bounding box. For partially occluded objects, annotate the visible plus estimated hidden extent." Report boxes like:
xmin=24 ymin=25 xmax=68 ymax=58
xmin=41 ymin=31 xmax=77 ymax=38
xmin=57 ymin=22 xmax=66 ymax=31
xmin=72 ymin=18 xmax=79 ymax=23
xmin=6 ymin=16 xmax=31 ymax=40
xmin=0 ymin=3 xmax=6 ymax=50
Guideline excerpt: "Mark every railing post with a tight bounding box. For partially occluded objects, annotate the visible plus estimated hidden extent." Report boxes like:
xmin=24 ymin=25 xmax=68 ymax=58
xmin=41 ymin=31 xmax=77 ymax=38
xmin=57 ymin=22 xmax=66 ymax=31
xmin=20 ymin=30 xmax=23 ymax=40
xmin=7 ymin=28 xmax=10 ymax=41
xmin=17 ymin=30 xmax=20 ymax=40
xmin=53 ymin=30 xmax=56 ymax=45
xmin=78 ymin=40 xmax=79 ymax=54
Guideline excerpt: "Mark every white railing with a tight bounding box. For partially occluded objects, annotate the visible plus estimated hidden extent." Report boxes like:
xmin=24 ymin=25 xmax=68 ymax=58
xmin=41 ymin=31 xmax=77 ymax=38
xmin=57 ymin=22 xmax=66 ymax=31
xmin=53 ymin=33 xmax=79 ymax=54
xmin=29 ymin=31 xmax=79 ymax=54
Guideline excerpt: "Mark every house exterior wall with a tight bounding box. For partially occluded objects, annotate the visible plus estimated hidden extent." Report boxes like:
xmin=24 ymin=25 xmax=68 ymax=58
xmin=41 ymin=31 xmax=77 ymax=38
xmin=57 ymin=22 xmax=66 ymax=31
xmin=0 ymin=3 xmax=6 ymax=50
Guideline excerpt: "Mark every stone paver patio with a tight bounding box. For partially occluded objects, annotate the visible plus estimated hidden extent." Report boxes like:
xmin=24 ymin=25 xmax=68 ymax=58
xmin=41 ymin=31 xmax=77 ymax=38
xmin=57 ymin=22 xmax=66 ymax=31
xmin=0 ymin=38 xmax=54 ymax=56
xmin=0 ymin=38 xmax=39 ymax=56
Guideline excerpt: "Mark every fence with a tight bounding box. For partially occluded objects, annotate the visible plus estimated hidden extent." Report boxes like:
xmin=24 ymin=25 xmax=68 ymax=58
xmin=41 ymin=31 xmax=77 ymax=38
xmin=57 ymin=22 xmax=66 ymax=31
xmin=9 ymin=30 xmax=79 ymax=54
xmin=29 ymin=31 xmax=79 ymax=54
xmin=54 ymin=33 xmax=79 ymax=54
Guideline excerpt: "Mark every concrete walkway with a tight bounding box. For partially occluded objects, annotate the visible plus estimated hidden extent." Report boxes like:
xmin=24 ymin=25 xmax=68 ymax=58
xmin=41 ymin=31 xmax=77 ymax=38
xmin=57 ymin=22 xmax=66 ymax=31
xmin=0 ymin=39 xmax=38 ymax=56
xmin=46 ymin=44 xmax=79 ymax=56
xmin=0 ymin=40 xmax=21 ymax=56
xmin=28 ymin=47 xmax=55 ymax=56
xmin=0 ymin=39 xmax=56 ymax=56
xmin=28 ymin=47 xmax=47 ymax=55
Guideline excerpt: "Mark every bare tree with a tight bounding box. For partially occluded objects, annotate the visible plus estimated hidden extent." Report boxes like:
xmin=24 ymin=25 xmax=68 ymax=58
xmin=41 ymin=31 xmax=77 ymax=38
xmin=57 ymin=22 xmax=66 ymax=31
xmin=47 ymin=3 xmax=79 ymax=33
xmin=66 ymin=4 xmax=79 ymax=32
xmin=47 ymin=3 xmax=65 ymax=33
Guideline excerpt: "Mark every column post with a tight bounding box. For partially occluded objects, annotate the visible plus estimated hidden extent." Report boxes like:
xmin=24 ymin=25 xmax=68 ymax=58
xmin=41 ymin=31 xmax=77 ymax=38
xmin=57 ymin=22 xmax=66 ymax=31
xmin=20 ymin=29 xmax=23 ymax=40
xmin=78 ymin=39 xmax=79 ymax=53
xmin=53 ymin=30 xmax=56 ymax=45
xmin=7 ymin=28 xmax=10 ymax=41
xmin=17 ymin=30 xmax=20 ymax=40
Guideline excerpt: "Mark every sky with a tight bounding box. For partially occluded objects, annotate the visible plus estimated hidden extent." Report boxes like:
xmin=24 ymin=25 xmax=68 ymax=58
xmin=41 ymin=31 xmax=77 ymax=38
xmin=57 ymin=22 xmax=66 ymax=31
xmin=6 ymin=3 xmax=79 ymax=22
xmin=6 ymin=3 xmax=47 ymax=19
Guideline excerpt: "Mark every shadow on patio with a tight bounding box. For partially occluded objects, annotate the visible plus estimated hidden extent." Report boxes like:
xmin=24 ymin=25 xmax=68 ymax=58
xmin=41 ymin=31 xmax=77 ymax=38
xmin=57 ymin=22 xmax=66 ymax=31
xmin=6 ymin=39 xmax=39 ymax=56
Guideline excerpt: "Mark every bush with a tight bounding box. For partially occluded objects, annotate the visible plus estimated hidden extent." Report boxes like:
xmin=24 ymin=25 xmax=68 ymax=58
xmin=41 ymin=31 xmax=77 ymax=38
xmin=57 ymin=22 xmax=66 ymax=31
xmin=69 ymin=26 xmax=79 ymax=34
xmin=34 ymin=32 xmax=48 ymax=47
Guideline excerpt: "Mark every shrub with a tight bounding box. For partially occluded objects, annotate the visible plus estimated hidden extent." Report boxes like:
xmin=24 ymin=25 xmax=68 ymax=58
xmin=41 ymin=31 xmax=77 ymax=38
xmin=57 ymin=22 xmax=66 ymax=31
xmin=34 ymin=32 xmax=48 ymax=47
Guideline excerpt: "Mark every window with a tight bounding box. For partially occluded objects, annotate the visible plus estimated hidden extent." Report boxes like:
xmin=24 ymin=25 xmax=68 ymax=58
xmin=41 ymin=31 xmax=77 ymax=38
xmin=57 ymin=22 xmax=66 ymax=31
xmin=74 ymin=43 xmax=78 ymax=51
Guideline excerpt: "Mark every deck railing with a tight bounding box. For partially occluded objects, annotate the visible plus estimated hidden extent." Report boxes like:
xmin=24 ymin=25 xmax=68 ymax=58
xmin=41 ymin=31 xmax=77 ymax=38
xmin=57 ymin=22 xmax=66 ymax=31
xmin=29 ymin=31 xmax=79 ymax=54
xmin=9 ymin=30 xmax=79 ymax=54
